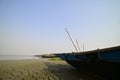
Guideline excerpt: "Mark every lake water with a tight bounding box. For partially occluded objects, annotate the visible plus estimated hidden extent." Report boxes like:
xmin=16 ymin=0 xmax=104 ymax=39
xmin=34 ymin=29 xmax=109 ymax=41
xmin=0 ymin=55 xmax=40 ymax=60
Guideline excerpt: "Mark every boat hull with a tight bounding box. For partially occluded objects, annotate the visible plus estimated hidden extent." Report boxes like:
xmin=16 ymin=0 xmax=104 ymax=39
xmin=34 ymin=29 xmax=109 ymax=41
xmin=66 ymin=60 xmax=120 ymax=80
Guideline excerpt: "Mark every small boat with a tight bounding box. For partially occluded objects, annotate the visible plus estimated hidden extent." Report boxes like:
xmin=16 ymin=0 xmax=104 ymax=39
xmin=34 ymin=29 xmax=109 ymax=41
xmin=54 ymin=46 xmax=120 ymax=80
xmin=34 ymin=54 xmax=56 ymax=58
xmin=41 ymin=54 xmax=56 ymax=58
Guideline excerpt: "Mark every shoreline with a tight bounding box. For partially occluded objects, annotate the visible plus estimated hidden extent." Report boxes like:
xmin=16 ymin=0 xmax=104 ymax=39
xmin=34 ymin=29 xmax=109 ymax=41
xmin=0 ymin=59 xmax=104 ymax=80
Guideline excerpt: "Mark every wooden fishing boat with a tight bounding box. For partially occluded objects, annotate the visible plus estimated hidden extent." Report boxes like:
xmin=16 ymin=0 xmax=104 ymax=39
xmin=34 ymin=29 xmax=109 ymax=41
xmin=54 ymin=46 xmax=120 ymax=80
xmin=37 ymin=29 xmax=119 ymax=79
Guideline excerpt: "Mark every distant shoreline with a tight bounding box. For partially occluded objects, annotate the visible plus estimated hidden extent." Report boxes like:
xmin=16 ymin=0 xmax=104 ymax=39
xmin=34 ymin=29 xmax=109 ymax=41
xmin=0 ymin=55 xmax=40 ymax=60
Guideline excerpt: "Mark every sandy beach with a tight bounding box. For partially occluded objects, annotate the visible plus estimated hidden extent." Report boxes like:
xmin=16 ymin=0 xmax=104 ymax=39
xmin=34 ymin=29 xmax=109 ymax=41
xmin=0 ymin=59 xmax=104 ymax=80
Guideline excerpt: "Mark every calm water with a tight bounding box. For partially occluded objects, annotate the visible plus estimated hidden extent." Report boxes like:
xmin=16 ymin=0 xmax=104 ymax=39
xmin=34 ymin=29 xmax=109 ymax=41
xmin=0 ymin=55 xmax=40 ymax=60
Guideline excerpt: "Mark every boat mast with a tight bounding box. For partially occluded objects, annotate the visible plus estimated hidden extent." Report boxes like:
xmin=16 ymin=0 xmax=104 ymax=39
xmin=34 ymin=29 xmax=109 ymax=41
xmin=76 ymin=39 xmax=81 ymax=52
xmin=83 ymin=43 xmax=84 ymax=52
xmin=65 ymin=28 xmax=78 ymax=52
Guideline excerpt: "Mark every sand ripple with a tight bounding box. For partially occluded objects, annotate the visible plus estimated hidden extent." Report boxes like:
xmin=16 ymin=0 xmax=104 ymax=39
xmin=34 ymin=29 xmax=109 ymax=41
xmin=0 ymin=60 xmax=104 ymax=80
xmin=0 ymin=60 xmax=59 ymax=80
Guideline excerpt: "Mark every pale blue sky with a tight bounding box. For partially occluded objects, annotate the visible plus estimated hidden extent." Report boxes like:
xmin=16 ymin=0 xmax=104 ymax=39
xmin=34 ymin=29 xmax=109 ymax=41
xmin=0 ymin=0 xmax=120 ymax=55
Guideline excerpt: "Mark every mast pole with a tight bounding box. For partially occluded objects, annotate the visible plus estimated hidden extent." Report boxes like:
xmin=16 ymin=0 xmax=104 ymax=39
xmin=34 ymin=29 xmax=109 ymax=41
xmin=76 ymin=39 xmax=81 ymax=52
xmin=65 ymin=28 xmax=78 ymax=52
xmin=83 ymin=43 xmax=84 ymax=52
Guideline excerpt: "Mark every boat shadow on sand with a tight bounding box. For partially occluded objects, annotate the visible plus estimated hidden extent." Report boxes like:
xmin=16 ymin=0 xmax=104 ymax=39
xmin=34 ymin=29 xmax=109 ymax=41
xmin=44 ymin=61 xmax=106 ymax=80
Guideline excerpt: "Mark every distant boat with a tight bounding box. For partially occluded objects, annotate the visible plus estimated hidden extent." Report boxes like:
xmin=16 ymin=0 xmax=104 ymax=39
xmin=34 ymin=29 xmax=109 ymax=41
xmin=41 ymin=54 xmax=56 ymax=58
xmin=34 ymin=54 xmax=56 ymax=58
xmin=54 ymin=46 xmax=120 ymax=80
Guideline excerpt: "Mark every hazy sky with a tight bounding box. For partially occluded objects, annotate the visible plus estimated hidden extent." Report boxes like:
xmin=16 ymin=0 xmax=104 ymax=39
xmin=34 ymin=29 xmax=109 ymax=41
xmin=0 ymin=0 xmax=120 ymax=55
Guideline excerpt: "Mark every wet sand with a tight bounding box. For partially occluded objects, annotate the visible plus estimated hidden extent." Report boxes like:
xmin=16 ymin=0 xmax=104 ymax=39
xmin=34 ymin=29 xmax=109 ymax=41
xmin=0 ymin=59 xmax=104 ymax=80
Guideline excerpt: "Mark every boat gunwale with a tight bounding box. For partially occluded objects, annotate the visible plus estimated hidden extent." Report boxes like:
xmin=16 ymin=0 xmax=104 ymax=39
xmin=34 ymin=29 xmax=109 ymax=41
xmin=73 ymin=46 xmax=120 ymax=54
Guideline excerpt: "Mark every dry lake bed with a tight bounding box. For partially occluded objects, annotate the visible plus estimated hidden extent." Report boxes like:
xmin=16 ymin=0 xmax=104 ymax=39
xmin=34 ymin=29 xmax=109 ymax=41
xmin=0 ymin=59 xmax=105 ymax=80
